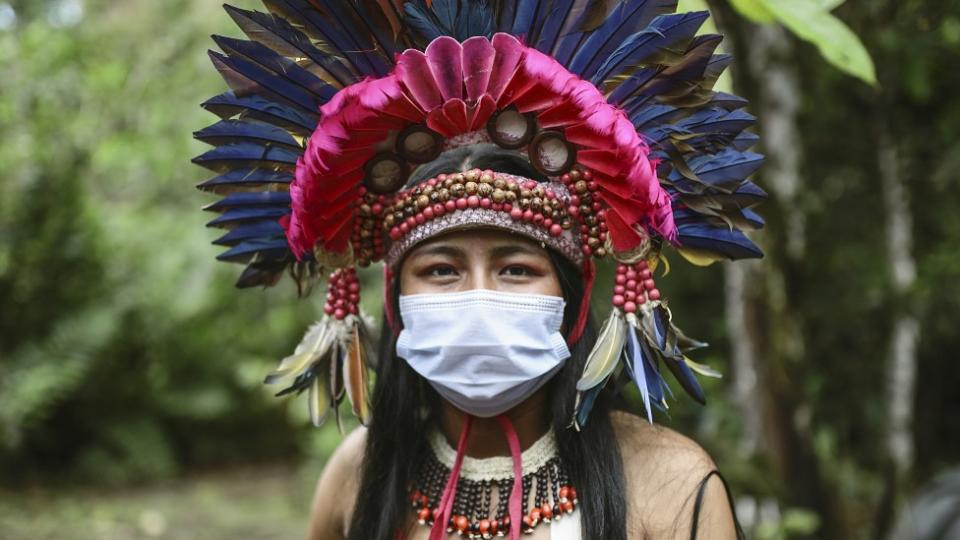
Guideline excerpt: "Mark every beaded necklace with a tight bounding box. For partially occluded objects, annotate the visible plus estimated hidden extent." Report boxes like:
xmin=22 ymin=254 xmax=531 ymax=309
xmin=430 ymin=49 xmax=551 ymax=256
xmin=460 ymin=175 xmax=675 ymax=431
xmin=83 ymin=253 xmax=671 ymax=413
xmin=409 ymin=429 xmax=579 ymax=538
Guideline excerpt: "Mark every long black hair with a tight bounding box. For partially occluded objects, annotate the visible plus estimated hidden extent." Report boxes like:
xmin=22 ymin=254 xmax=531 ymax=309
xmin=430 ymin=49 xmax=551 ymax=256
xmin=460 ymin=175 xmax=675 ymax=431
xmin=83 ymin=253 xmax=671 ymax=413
xmin=346 ymin=145 xmax=627 ymax=539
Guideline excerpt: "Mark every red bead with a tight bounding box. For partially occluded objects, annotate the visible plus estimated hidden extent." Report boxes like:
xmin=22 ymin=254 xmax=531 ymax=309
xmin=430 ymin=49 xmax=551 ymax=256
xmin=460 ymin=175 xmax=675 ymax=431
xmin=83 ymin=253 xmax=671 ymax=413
xmin=445 ymin=200 xmax=457 ymax=211
xmin=616 ymin=264 xmax=627 ymax=274
xmin=503 ymin=203 xmax=512 ymax=212
xmin=454 ymin=515 xmax=468 ymax=532
xmin=582 ymin=170 xmax=593 ymax=180
xmin=569 ymin=487 xmax=578 ymax=500
xmin=523 ymin=515 xmax=535 ymax=528
xmin=623 ymin=301 xmax=637 ymax=313
xmin=625 ymin=269 xmax=637 ymax=280
xmin=389 ymin=227 xmax=402 ymax=240
xmin=399 ymin=222 xmax=410 ymax=234
xmin=581 ymin=245 xmax=592 ymax=256
xmin=433 ymin=203 xmax=445 ymax=216
xmin=613 ymin=285 xmax=625 ymax=294
xmin=640 ymin=268 xmax=652 ymax=279
xmin=541 ymin=503 xmax=553 ymax=520
xmin=567 ymin=205 xmax=579 ymax=217
xmin=480 ymin=197 xmax=492 ymax=209
xmin=543 ymin=218 xmax=553 ymax=228
xmin=648 ymin=288 xmax=661 ymax=300
xmin=522 ymin=209 xmax=534 ymax=222
xmin=467 ymin=195 xmax=480 ymax=208
xmin=625 ymin=291 xmax=636 ymax=302
xmin=570 ymin=195 xmax=581 ymax=207
xmin=323 ymin=303 xmax=334 ymax=315
xmin=643 ymin=278 xmax=656 ymax=290
xmin=612 ymin=294 xmax=625 ymax=307
xmin=587 ymin=181 xmax=598 ymax=191
xmin=615 ymin=274 xmax=627 ymax=285
xmin=532 ymin=213 xmax=544 ymax=224
xmin=549 ymin=224 xmax=563 ymax=237
xmin=456 ymin=197 xmax=468 ymax=210
xmin=479 ymin=519 xmax=490 ymax=533
xmin=417 ymin=507 xmax=431 ymax=523
xmin=559 ymin=486 xmax=570 ymax=500
xmin=560 ymin=173 xmax=571 ymax=184
xmin=510 ymin=207 xmax=523 ymax=220
xmin=427 ymin=178 xmax=438 ymax=186
xmin=423 ymin=207 xmax=435 ymax=219
xmin=415 ymin=213 xmax=426 ymax=224
xmin=523 ymin=180 xmax=537 ymax=189
xmin=562 ymin=500 xmax=574 ymax=514
xmin=626 ymin=279 xmax=637 ymax=290
xmin=371 ymin=203 xmax=383 ymax=215
xmin=334 ymin=308 xmax=346 ymax=319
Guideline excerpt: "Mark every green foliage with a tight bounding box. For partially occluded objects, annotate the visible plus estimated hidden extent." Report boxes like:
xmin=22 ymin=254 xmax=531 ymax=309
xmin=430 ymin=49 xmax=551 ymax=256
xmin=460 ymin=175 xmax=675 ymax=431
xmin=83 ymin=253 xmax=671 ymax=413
xmin=729 ymin=0 xmax=877 ymax=84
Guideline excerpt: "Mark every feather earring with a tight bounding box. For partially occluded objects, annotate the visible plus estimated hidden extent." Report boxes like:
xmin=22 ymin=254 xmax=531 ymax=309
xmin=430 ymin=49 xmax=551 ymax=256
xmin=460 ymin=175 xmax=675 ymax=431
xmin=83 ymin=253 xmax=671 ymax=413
xmin=264 ymin=267 xmax=375 ymax=428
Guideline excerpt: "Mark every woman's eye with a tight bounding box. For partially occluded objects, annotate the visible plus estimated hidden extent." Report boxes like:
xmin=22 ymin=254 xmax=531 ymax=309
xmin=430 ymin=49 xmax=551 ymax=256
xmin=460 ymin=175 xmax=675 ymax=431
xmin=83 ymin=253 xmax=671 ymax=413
xmin=501 ymin=265 xmax=533 ymax=277
xmin=426 ymin=265 xmax=457 ymax=277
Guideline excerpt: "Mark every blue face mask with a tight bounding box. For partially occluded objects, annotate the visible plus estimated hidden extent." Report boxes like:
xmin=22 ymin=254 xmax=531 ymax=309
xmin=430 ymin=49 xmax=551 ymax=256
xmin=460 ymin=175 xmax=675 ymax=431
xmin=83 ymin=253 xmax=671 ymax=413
xmin=396 ymin=289 xmax=571 ymax=418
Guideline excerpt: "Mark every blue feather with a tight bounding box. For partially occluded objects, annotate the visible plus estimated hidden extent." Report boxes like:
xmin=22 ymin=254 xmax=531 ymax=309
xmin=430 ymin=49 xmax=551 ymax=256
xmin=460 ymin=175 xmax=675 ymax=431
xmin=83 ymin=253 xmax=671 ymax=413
xmin=453 ymin=0 xmax=495 ymax=40
xmin=209 ymin=50 xmax=320 ymax=116
xmin=632 ymin=33 xmax=721 ymax=103
xmin=405 ymin=0 xmax=495 ymax=42
xmin=672 ymin=149 xmax=764 ymax=189
xmin=262 ymin=0 xmax=389 ymax=76
xmin=196 ymin=168 xmax=294 ymax=193
xmin=575 ymin=384 xmax=603 ymax=428
xmin=568 ymin=1 xmax=679 ymax=77
xmin=511 ymin=0 xmax=547 ymax=40
xmin=223 ymin=5 xmax=354 ymax=86
xmin=192 ymin=142 xmax=300 ymax=173
xmin=202 ymin=191 xmax=292 ymax=212
xmin=207 ymin=207 xmax=291 ymax=229
xmin=214 ymin=36 xmax=336 ymax=103
xmin=202 ymin=92 xmax=317 ymax=136
xmin=708 ymin=91 xmax=748 ymax=111
xmin=626 ymin=325 xmax=654 ymax=422
xmin=217 ymin=239 xmax=291 ymax=263
xmin=676 ymin=222 xmax=763 ymax=260
xmin=672 ymin=207 xmax=765 ymax=230
xmin=213 ymin=221 xmax=287 ymax=246
xmin=731 ymin=132 xmax=759 ymax=151
xmin=194 ymin=120 xmax=300 ymax=150
xmin=664 ymin=354 xmax=705 ymax=404
xmin=593 ymin=11 xmax=708 ymax=86
xmin=533 ymin=0 xmax=576 ymax=53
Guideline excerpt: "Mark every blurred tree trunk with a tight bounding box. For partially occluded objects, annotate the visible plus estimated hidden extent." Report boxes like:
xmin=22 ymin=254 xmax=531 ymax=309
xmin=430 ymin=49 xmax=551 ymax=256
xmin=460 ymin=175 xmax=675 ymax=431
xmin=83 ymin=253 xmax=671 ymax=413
xmin=875 ymin=93 xmax=920 ymax=540
xmin=707 ymin=2 xmax=846 ymax=537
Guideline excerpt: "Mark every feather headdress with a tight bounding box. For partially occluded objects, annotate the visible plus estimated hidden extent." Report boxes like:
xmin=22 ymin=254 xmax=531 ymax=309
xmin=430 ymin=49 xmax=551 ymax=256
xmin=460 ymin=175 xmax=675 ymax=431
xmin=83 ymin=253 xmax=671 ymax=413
xmin=195 ymin=0 xmax=765 ymax=431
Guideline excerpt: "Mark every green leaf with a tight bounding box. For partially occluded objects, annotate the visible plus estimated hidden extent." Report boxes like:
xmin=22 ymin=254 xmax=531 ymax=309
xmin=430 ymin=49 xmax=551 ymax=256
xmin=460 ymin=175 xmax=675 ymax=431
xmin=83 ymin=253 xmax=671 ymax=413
xmin=765 ymin=2 xmax=876 ymax=84
xmin=810 ymin=0 xmax=846 ymax=11
xmin=728 ymin=0 xmax=776 ymax=23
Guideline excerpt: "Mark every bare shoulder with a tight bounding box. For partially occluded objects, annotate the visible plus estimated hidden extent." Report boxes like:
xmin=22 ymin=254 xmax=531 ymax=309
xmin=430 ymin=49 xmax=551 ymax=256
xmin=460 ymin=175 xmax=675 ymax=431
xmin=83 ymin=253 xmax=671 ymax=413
xmin=305 ymin=426 xmax=368 ymax=540
xmin=609 ymin=410 xmax=737 ymax=539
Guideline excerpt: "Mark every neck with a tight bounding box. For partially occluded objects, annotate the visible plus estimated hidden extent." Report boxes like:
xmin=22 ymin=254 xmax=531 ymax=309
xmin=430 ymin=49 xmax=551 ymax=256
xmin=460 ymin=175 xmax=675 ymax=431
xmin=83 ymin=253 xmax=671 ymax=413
xmin=438 ymin=388 xmax=551 ymax=459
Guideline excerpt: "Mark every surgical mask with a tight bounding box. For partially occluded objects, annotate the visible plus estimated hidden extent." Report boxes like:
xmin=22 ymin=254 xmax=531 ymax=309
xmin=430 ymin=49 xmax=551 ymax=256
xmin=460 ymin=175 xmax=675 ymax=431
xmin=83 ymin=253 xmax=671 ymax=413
xmin=396 ymin=289 xmax=571 ymax=418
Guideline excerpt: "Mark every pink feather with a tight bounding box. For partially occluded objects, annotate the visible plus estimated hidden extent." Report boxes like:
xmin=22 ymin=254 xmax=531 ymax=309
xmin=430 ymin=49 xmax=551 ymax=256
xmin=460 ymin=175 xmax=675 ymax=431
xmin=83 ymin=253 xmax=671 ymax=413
xmin=426 ymin=36 xmax=464 ymax=101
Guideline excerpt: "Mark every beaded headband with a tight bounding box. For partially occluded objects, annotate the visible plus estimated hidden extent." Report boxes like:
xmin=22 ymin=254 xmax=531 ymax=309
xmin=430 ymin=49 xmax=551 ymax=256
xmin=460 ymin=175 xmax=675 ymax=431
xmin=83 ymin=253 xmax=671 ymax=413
xmin=195 ymin=1 xmax=766 ymax=432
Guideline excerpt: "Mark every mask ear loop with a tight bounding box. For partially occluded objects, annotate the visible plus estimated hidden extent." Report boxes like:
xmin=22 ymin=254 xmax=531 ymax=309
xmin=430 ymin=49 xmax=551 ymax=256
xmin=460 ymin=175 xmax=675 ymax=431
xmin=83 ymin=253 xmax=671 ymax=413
xmin=566 ymin=258 xmax=595 ymax=346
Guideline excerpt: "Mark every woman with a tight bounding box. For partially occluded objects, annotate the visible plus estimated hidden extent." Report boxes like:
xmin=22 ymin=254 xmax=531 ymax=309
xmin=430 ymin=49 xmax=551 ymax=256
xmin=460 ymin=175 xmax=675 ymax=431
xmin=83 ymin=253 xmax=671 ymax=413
xmin=195 ymin=1 xmax=765 ymax=538
xmin=306 ymin=147 xmax=744 ymax=539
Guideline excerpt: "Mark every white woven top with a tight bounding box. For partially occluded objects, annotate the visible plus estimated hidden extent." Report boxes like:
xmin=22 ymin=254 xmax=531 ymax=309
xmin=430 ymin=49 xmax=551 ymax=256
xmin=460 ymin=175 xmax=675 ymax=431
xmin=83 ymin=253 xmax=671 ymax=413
xmin=429 ymin=427 xmax=559 ymax=481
